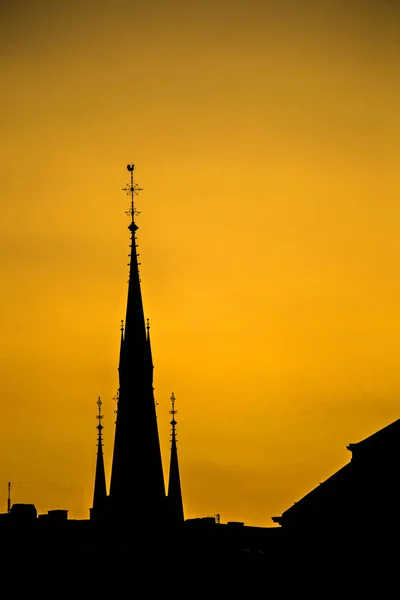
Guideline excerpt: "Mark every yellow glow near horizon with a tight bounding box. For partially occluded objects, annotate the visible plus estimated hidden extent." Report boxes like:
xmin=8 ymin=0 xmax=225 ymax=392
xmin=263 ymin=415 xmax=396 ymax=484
xmin=0 ymin=1 xmax=399 ymax=526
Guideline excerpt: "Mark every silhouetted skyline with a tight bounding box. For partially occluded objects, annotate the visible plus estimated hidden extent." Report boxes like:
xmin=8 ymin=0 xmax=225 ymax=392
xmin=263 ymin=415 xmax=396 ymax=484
xmin=1 ymin=1 xmax=400 ymax=525
xmin=0 ymin=164 xmax=400 ymax=598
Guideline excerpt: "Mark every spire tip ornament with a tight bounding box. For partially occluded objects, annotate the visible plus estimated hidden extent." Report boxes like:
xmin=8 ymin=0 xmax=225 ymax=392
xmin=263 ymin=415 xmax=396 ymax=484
xmin=122 ymin=163 xmax=143 ymax=228
xmin=170 ymin=392 xmax=177 ymax=432
xmin=96 ymin=397 xmax=104 ymax=446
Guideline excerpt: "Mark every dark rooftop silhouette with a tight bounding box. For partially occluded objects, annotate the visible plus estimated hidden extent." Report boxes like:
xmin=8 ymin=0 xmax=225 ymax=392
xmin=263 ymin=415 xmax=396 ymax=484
xmin=273 ymin=418 xmax=400 ymax=531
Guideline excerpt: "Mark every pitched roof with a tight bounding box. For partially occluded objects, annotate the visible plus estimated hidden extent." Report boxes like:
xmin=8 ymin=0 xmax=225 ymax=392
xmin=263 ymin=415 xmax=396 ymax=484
xmin=272 ymin=462 xmax=354 ymax=525
xmin=273 ymin=418 xmax=400 ymax=526
xmin=347 ymin=418 xmax=400 ymax=456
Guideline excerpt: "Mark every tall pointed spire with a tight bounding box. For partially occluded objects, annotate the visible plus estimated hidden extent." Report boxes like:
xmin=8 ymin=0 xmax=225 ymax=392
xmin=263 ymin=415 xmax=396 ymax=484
xmin=167 ymin=392 xmax=184 ymax=525
xmin=110 ymin=165 xmax=165 ymax=524
xmin=92 ymin=397 xmax=107 ymax=514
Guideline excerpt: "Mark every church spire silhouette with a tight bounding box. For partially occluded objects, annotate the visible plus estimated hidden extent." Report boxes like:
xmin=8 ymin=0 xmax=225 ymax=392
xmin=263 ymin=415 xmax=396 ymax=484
xmin=92 ymin=397 xmax=107 ymax=514
xmin=109 ymin=164 xmax=165 ymax=523
xmin=167 ymin=392 xmax=184 ymax=525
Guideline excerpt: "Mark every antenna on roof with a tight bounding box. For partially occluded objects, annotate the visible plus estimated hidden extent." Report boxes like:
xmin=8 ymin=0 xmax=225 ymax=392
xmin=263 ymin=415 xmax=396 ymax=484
xmin=7 ymin=482 xmax=11 ymax=514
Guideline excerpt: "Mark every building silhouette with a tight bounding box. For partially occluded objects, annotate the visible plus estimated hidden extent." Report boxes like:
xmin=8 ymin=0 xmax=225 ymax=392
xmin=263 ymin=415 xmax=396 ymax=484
xmin=1 ymin=165 xmax=399 ymax=591
xmin=272 ymin=418 xmax=400 ymax=533
xmin=89 ymin=164 xmax=184 ymax=532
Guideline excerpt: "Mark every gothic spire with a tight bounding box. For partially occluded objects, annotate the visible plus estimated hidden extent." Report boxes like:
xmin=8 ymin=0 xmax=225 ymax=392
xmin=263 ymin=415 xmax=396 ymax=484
xmin=92 ymin=397 xmax=107 ymax=512
xmin=109 ymin=165 xmax=165 ymax=523
xmin=167 ymin=392 xmax=184 ymax=525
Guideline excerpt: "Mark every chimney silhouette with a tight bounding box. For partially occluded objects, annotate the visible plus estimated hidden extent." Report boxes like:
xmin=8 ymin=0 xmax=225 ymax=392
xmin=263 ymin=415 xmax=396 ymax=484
xmin=109 ymin=165 xmax=165 ymax=524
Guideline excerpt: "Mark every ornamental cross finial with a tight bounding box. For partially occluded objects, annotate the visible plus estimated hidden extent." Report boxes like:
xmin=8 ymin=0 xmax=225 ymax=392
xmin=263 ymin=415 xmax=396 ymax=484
xmin=170 ymin=392 xmax=177 ymax=435
xmin=96 ymin=396 xmax=104 ymax=446
xmin=122 ymin=164 xmax=143 ymax=223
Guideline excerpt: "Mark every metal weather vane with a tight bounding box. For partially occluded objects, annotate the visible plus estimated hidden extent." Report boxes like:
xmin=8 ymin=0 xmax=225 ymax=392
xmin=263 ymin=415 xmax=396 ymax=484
xmin=122 ymin=164 xmax=143 ymax=222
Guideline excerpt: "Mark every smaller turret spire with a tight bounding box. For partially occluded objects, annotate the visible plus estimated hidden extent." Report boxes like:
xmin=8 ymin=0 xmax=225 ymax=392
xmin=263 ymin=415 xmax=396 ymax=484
xmin=92 ymin=396 xmax=107 ymax=514
xmin=167 ymin=392 xmax=184 ymax=525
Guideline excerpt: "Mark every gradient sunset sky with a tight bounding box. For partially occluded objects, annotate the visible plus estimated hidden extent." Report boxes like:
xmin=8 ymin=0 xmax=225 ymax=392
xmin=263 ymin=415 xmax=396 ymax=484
xmin=1 ymin=0 xmax=400 ymax=525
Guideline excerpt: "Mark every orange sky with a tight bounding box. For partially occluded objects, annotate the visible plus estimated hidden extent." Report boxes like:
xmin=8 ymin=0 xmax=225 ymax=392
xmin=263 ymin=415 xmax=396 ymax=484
xmin=1 ymin=0 xmax=400 ymax=526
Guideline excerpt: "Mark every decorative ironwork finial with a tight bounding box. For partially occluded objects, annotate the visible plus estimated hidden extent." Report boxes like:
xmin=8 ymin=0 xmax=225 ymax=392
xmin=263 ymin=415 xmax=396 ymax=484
xmin=122 ymin=163 xmax=143 ymax=226
xmin=96 ymin=396 xmax=104 ymax=446
xmin=170 ymin=392 xmax=177 ymax=440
